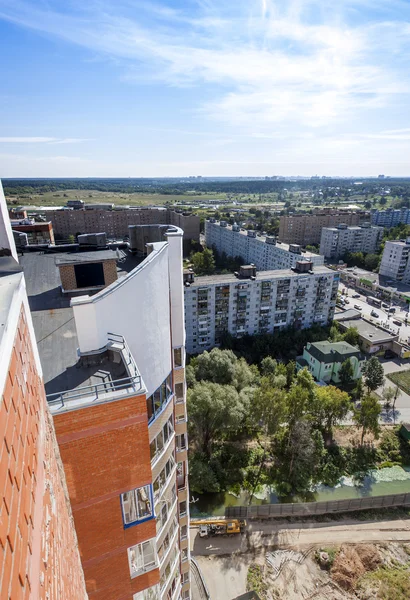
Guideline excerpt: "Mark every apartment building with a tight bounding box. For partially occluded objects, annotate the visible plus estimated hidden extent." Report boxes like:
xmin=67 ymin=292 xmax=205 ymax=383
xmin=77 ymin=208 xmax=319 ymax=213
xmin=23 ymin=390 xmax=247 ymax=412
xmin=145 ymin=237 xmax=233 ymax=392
xmin=0 ymin=184 xmax=87 ymax=600
xmin=16 ymin=224 xmax=190 ymax=595
xmin=319 ymin=223 xmax=384 ymax=260
xmin=278 ymin=210 xmax=370 ymax=246
xmin=11 ymin=218 xmax=55 ymax=244
xmin=379 ymin=238 xmax=410 ymax=284
xmin=205 ymin=220 xmax=324 ymax=271
xmin=184 ymin=262 xmax=339 ymax=354
xmin=371 ymin=208 xmax=410 ymax=228
xmin=42 ymin=206 xmax=200 ymax=251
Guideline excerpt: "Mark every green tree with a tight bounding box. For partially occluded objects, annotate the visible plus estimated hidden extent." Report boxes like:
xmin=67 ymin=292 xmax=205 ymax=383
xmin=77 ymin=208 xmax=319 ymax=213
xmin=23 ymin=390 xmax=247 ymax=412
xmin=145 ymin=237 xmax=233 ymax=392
xmin=249 ymin=377 xmax=287 ymax=501
xmin=338 ymin=358 xmax=354 ymax=389
xmin=260 ymin=356 xmax=277 ymax=377
xmin=191 ymin=247 xmax=215 ymax=274
xmin=193 ymin=348 xmax=255 ymax=391
xmin=310 ymin=386 xmax=350 ymax=437
xmin=187 ymin=382 xmax=247 ymax=458
xmin=343 ymin=327 xmax=359 ymax=347
xmin=362 ymin=357 xmax=385 ymax=393
xmin=364 ymin=253 xmax=380 ymax=272
xmin=286 ymin=361 xmax=296 ymax=388
xmin=272 ymin=420 xmax=325 ymax=496
xmin=353 ymin=395 xmax=381 ymax=444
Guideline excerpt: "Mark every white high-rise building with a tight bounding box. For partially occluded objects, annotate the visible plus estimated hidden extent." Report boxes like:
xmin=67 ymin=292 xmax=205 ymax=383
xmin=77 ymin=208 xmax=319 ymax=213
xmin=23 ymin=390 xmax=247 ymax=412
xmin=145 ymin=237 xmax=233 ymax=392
xmin=379 ymin=238 xmax=410 ymax=283
xmin=205 ymin=220 xmax=324 ymax=270
xmin=184 ymin=262 xmax=339 ymax=354
xmin=319 ymin=223 xmax=384 ymax=260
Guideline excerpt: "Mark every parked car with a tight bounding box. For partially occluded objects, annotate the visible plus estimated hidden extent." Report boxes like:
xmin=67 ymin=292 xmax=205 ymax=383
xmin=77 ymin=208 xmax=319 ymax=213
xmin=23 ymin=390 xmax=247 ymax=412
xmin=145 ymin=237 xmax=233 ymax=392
xmin=393 ymin=319 xmax=402 ymax=326
xmin=352 ymin=294 xmax=360 ymax=298
xmin=382 ymin=303 xmax=389 ymax=309
xmin=371 ymin=310 xmax=379 ymax=318
xmin=384 ymin=349 xmax=396 ymax=359
xmin=354 ymin=304 xmax=362 ymax=310
xmin=344 ymin=299 xmax=350 ymax=304
xmin=389 ymin=307 xmax=396 ymax=313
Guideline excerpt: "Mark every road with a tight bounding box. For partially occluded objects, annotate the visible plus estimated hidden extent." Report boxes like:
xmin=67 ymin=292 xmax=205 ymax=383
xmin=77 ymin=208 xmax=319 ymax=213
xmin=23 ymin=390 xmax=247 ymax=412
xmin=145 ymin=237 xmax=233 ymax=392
xmin=339 ymin=283 xmax=410 ymax=343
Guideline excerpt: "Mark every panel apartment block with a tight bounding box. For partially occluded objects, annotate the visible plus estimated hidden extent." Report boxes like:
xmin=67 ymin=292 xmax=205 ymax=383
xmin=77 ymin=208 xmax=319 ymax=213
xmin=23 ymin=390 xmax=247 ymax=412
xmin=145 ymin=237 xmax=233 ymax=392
xmin=379 ymin=238 xmax=410 ymax=284
xmin=0 ymin=181 xmax=87 ymax=600
xmin=205 ymin=220 xmax=324 ymax=271
xmin=184 ymin=263 xmax=339 ymax=354
xmin=20 ymin=220 xmax=190 ymax=600
xmin=278 ymin=210 xmax=370 ymax=246
xmin=319 ymin=224 xmax=384 ymax=260
xmin=371 ymin=208 xmax=410 ymax=228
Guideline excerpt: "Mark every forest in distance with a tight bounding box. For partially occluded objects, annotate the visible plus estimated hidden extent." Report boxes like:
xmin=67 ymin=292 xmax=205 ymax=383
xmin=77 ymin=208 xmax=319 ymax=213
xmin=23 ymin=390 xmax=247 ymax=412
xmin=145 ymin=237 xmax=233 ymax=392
xmin=4 ymin=177 xmax=410 ymax=197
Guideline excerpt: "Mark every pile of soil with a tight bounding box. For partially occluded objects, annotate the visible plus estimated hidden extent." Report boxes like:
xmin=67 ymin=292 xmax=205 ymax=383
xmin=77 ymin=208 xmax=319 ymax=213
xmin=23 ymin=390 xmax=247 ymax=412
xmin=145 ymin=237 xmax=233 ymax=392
xmin=331 ymin=544 xmax=381 ymax=591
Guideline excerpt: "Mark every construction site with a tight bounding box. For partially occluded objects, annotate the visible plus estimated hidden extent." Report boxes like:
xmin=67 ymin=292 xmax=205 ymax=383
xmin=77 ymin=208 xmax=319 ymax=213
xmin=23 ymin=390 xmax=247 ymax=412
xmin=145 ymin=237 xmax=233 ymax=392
xmin=189 ymin=512 xmax=410 ymax=600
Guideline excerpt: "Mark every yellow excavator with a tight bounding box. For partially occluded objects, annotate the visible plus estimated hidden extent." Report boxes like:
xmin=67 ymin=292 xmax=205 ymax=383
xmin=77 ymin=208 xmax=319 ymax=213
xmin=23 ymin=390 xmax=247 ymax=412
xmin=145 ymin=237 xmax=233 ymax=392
xmin=193 ymin=519 xmax=246 ymax=538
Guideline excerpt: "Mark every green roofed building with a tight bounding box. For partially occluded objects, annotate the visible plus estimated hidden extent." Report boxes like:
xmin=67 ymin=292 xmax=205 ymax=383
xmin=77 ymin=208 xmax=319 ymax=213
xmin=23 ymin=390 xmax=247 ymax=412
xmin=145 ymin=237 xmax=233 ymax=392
xmin=296 ymin=340 xmax=365 ymax=384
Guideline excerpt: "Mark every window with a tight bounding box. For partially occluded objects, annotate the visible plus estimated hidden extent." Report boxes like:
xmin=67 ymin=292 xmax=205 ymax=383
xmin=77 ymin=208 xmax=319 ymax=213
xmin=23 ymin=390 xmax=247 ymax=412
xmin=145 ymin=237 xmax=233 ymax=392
xmin=147 ymin=373 xmax=173 ymax=423
xmin=174 ymin=347 xmax=183 ymax=368
xmin=128 ymin=539 xmax=157 ymax=578
xmin=179 ymin=501 xmax=187 ymax=517
xmin=176 ymin=434 xmax=186 ymax=452
xmin=175 ymin=382 xmax=184 ymax=402
xmin=181 ymin=548 xmax=189 ymax=562
xmin=121 ymin=485 xmax=153 ymax=526
xmin=150 ymin=415 xmax=174 ymax=462
xmin=180 ymin=525 xmax=188 ymax=540
xmin=153 ymin=454 xmax=176 ymax=500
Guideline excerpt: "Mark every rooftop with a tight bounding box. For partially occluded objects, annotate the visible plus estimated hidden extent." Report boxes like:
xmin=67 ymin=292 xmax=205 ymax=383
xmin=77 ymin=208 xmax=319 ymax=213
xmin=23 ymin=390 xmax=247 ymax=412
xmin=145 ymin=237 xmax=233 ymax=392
xmin=337 ymin=317 xmax=398 ymax=344
xmin=187 ymin=265 xmax=336 ymax=286
xmin=19 ymin=249 xmax=143 ymax=405
xmin=208 ymin=221 xmax=321 ymax=258
xmin=305 ymin=340 xmax=364 ymax=363
xmin=341 ymin=266 xmax=410 ymax=296
xmin=54 ymin=249 xmax=119 ymax=266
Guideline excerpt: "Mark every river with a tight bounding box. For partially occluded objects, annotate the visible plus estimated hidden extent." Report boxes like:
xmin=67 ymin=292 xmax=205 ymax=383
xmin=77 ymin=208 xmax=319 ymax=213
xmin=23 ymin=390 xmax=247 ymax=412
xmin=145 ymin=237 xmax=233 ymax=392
xmin=190 ymin=465 xmax=410 ymax=517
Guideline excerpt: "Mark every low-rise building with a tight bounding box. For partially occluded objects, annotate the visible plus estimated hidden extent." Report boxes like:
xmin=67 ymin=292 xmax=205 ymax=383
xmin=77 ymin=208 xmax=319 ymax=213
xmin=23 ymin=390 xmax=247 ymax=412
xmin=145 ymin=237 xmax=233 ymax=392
xmin=184 ymin=262 xmax=338 ymax=354
xmin=334 ymin=311 xmax=399 ymax=354
xmin=296 ymin=341 xmax=365 ymax=384
xmin=319 ymin=223 xmax=383 ymax=260
xmin=11 ymin=217 xmax=55 ymax=244
xmin=205 ymin=219 xmax=324 ymax=271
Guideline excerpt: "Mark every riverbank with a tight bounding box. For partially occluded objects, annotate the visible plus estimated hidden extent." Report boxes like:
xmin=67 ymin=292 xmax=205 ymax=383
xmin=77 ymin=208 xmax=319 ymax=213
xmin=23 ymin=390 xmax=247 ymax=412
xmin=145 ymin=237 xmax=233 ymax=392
xmin=190 ymin=465 xmax=410 ymax=517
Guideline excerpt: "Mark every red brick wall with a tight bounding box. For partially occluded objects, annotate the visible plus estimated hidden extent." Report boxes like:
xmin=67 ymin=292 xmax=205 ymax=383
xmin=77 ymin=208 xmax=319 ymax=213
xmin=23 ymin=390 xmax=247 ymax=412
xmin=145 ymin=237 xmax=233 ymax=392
xmin=53 ymin=394 xmax=159 ymax=600
xmin=0 ymin=307 xmax=87 ymax=600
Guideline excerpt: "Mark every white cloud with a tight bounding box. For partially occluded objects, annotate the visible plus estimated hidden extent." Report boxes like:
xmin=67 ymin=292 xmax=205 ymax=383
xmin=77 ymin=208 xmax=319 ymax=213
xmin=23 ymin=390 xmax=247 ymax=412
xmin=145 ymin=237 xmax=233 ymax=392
xmin=0 ymin=137 xmax=90 ymax=144
xmin=1 ymin=0 xmax=410 ymax=172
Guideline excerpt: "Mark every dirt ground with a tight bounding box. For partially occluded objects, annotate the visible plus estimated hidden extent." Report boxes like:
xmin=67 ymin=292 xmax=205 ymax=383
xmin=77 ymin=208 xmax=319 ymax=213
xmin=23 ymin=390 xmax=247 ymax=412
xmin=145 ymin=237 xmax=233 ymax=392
xmin=332 ymin=425 xmax=395 ymax=448
xmin=191 ymin=516 xmax=410 ymax=600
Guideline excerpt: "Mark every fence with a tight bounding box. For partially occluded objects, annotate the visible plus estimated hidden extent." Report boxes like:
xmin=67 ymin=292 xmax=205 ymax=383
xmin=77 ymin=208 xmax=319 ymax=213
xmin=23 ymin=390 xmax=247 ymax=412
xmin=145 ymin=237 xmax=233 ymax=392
xmin=225 ymin=492 xmax=410 ymax=519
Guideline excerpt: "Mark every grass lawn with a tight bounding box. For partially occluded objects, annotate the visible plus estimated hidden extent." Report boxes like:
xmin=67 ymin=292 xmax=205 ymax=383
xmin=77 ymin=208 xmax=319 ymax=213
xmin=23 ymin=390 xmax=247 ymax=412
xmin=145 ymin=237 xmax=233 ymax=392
xmin=387 ymin=370 xmax=410 ymax=395
xmin=6 ymin=189 xmax=227 ymax=207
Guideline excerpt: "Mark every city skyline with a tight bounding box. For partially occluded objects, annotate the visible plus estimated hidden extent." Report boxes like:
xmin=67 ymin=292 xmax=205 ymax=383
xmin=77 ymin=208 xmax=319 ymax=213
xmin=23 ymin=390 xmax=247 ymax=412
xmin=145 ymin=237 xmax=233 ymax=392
xmin=1 ymin=0 xmax=410 ymax=177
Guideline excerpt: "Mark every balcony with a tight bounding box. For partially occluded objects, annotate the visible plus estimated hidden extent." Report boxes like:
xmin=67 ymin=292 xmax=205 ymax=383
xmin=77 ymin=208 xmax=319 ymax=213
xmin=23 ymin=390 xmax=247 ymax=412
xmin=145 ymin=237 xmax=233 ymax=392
xmin=46 ymin=333 xmax=143 ymax=412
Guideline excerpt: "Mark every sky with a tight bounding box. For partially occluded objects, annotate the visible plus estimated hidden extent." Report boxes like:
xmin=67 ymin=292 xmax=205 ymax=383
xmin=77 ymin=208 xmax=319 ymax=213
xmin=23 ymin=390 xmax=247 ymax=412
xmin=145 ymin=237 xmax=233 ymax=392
xmin=0 ymin=0 xmax=410 ymax=178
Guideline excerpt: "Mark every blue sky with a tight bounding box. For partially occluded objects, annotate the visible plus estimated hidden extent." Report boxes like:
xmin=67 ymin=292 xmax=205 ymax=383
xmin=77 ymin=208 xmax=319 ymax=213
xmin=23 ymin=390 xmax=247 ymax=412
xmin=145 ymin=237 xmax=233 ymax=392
xmin=1 ymin=0 xmax=410 ymax=177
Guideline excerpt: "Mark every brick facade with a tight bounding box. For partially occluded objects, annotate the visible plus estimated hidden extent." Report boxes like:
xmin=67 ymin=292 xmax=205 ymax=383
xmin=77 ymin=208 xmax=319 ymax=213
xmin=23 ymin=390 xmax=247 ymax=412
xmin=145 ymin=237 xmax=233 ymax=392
xmin=58 ymin=259 xmax=118 ymax=292
xmin=47 ymin=208 xmax=200 ymax=249
xmin=0 ymin=307 xmax=87 ymax=600
xmin=53 ymin=394 xmax=159 ymax=600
